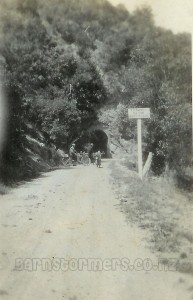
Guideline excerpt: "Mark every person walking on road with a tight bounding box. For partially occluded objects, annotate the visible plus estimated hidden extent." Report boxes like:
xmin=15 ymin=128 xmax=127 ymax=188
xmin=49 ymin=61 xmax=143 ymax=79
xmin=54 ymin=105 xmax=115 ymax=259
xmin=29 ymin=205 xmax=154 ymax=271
xmin=96 ymin=150 xmax=102 ymax=168
xmin=69 ymin=143 xmax=77 ymax=165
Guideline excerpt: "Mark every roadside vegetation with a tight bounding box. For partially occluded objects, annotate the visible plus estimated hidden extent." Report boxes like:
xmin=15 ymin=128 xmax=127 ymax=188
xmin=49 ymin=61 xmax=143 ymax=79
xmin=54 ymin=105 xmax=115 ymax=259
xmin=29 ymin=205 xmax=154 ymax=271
xmin=0 ymin=0 xmax=192 ymax=187
xmin=110 ymin=160 xmax=193 ymax=276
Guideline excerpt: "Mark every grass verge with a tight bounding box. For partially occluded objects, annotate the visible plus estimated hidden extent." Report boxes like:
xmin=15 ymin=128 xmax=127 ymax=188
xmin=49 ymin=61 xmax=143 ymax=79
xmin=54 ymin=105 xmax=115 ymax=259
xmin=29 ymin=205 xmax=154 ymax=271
xmin=109 ymin=159 xmax=193 ymax=275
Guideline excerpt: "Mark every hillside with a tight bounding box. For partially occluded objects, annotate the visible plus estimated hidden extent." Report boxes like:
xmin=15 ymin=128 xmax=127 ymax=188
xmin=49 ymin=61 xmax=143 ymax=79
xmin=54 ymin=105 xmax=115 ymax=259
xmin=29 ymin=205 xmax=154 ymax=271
xmin=0 ymin=0 xmax=192 ymax=184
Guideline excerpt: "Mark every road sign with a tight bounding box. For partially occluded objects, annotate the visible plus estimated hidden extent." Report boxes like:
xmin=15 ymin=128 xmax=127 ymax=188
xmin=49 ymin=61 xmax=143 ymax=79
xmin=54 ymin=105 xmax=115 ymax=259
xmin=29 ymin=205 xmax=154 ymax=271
xmin=128 ymin=108 xmax=151 ymax=179
xmin=128 ymin=108 xmax=150 ymax=119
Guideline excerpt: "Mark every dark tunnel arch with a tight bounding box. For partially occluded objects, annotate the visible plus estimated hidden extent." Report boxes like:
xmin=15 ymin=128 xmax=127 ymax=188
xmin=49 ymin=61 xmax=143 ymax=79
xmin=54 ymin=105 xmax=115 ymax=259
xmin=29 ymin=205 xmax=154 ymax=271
xmin=75 ymin=129 xmax=111 ymax=158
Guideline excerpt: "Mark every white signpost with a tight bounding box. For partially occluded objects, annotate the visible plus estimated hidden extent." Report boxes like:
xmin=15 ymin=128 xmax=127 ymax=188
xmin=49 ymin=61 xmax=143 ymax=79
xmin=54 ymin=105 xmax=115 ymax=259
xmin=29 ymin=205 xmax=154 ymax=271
xmin=128 ymin=108 xmax=151 ymax=179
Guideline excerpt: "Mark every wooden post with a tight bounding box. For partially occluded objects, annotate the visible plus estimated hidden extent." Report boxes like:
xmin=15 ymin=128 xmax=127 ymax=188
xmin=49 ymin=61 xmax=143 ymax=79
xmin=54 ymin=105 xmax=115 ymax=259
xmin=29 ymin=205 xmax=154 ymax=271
xmin=128 ymin=108 xmax=150 ymax=180
xmin=143 ymin=152 xmax=153 ymax=177
xmin=137 ymin=118 xmax=143 ymax=179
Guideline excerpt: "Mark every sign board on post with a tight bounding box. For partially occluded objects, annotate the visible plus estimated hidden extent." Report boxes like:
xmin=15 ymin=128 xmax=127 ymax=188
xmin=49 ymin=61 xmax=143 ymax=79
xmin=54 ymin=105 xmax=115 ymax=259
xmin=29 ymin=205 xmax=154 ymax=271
xmin=128 ymin=108 xmax=150 ymax=180
xmin=128 ymin=108 xmax=150 ymax=119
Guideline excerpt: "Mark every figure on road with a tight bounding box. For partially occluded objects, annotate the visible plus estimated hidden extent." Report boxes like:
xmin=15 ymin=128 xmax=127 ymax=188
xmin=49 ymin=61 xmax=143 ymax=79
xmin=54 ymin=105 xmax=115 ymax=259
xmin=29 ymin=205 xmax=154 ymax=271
xmin=96 ymin=150 xmax=102 ymax=168
xmin=69 ymin=143 xmax=77 ymax=165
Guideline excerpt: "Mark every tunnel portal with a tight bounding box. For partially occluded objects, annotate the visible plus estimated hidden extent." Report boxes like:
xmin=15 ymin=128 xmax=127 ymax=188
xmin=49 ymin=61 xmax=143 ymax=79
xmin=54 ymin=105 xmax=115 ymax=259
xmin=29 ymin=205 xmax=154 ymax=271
xmin=76 ymin=129 xmax=111 ymax=158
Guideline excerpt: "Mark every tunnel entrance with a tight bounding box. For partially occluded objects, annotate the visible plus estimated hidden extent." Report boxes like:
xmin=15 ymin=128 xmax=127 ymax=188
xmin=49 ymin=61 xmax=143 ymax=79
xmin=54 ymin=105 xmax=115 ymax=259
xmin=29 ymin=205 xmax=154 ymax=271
xmin=91 ymin=130 xmax=108 ymax=155
xmin=75 ymin=129 xmax=111 ymax=158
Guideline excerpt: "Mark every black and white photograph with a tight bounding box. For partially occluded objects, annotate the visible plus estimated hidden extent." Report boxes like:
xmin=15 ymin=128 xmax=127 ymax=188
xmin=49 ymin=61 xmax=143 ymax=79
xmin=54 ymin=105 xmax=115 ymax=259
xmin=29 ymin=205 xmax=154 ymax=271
xmin=0 ymin=0 xmax=193 ymax=299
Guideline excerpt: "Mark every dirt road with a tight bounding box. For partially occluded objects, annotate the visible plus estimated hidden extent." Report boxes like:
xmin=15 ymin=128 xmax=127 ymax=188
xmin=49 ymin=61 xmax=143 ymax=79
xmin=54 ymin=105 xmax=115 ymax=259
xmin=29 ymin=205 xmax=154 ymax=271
xmin=0 ymin=160 xmax=192 ymax=300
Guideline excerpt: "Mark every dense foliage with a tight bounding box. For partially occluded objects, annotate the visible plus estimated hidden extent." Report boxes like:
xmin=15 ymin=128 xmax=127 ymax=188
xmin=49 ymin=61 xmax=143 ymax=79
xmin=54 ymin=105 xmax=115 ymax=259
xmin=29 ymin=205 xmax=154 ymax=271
xmin=0 ymin=0 xmax=191 ymax=181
